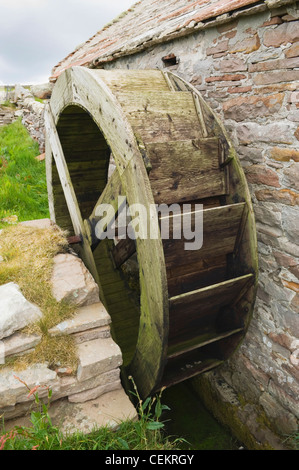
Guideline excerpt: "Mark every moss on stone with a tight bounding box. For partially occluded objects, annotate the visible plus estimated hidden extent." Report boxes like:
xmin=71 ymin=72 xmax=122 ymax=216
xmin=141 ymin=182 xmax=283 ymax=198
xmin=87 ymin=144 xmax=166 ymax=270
xmin=190 ymin=373 xmax=287 ymax=450
xmin=162 ymin=381 xmax=240 ymax=450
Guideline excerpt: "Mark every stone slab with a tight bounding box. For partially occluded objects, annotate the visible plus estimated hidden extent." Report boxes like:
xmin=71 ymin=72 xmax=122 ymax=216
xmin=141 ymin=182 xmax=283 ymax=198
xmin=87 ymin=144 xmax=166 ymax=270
xmin=0 ymin=368 xmax=122 ymax=420
xmin=76 ymin=338 xmax=123 ymax=383
xmin=72 ymin=326 xmax=111 ymax=344
xmin=20 ymin=219 xmax=52 ymax=229
xmin=54 ymin=388 xmax=137 ymax=435
xmin=0 ymin=283 xmax=43 ymax=340
xmin=51 ymin=254 xmax=100 ymax=306
xmin=55 ymin=369 xmax=121 ymax=401
xmin=4 ymin=388 xmax=138 ymax=436
xmin=0 ymin=363 xmax=58 ymax=408
xmin=48 ymin=303 xmax=111 ymax=337
xmin=68 ymin=379 xmax=122 ymax=403
xmin=2 ymin=332 xmax=42 ymax=358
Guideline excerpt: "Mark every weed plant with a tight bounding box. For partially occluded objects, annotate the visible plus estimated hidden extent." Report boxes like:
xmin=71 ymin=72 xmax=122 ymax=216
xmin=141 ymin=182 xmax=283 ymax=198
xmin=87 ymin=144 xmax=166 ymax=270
xmin=0 ymin=377 xmax=183 ymax=451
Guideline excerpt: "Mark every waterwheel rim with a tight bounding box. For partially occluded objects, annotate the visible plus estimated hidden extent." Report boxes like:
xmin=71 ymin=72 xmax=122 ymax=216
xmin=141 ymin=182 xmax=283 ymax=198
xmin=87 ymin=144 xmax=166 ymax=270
xmin=45 ymin=67 xmax=258 ymax=399
xmin=45 ymin=67 xmax=169 ymax=398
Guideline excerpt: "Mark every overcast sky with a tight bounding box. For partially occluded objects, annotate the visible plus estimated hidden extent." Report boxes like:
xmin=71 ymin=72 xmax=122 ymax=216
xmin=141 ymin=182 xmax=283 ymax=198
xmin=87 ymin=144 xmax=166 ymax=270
xmin=0 ymin=0 xmax=135 ymax=85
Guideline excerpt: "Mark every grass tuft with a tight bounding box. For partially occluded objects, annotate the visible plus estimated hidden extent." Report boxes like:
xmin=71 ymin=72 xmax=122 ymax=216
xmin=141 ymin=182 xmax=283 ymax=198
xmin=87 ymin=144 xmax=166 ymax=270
xmin=0 ymin=224 xmax=78 ymax=370
xmin=0 ymin=377 xmax=183 ymax=451
xmin=0 ymin=118 xmax=49 ymax=228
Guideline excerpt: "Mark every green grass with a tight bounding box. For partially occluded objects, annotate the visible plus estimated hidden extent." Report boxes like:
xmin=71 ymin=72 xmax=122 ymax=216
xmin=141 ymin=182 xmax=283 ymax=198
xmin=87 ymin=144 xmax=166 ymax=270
xmin=0 ymin=118 xmax=49 ymax=228
xmin=0 ymin=224 xmax=78 ymax=371
xmin=0 ymin=118 xmax=188 ymax=452
xmin=1 ymin=101 xmax=16 ymax=109
xmin=0 ymin=378 xmax=184 ymax=451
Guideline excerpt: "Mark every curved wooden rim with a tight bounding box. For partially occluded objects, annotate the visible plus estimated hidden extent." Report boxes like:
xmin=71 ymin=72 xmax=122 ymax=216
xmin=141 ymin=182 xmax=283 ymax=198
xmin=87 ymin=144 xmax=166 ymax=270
xmin=46 ymin=67 xmax=259 ymax=397
xmin=46 ymin=66 xmax=169 ymax=398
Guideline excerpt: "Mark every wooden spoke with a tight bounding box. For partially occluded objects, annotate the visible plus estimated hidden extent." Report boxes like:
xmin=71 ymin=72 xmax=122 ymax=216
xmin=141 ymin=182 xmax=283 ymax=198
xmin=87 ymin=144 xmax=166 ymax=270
xmin=44 ymin=104 xmax=99 ymax=284
xmin=84 ymin=169 xmax=123 ymax=248
xmin=112 ymin=238 xmax=136 ymax=269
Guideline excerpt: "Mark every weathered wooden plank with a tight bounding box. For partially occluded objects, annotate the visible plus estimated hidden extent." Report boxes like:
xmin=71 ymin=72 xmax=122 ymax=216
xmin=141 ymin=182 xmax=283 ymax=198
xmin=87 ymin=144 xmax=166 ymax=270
xmin=98 ymin=69 xmax=170 ymax=93
xmin=167 ymin=254 xmax=228 ymax=297
xmin=57 ymin=133 xmax=108 ymax=146
xmin=92 ymin=239 xmax=141 ymax=367
xmin=117 ymin=91 xmax=203 ymax=143
xmin=57 ymin=108 xmax=102 ymax=123
xmin=50 ymin=68 xmax=170 ymax=398
xmin=49 ymin=69 xmax=75 ymax=120
xmin=192 ymin=92 xmax=209 ymax=138
xmin=165 ymin=72 xmax=220 ymax=138
xmin=52 ymin=149 xmax=110 ymax=164
xmin=168 ymin=274 xmax=254 ymax=344
xmin=44 ymin=104 xmax=100 ymax=284
xmin=163 ymin=203 xmax=246 ymax=269
xmin=170 ymin=274 xmax=253 ymax=311
xmin=88 ymin=167 xmax=122 ymax=221
xmin=167 ymin=327 xmax=244 ymax=359
xmin=52 ymin=172 xmax=107 ymax=188
xmin=159 ymin=355 xmax=224 ymax=390
xmin=54 ymin=192 xmax=104 ymax=222
xmin=56 ymin=125 xmax=106 ymax=137
xmin=55 ymin=160 xmax=108 ymax=172
xmin=112 ymin=238 xmax=136 ymax=269
xmin=53 ymin=186 xmax=103 ymax=200
xmin=146 ymin=138 xmax=227 ymax=204
xmin=45 ymin=135 xmax=55 ymax=224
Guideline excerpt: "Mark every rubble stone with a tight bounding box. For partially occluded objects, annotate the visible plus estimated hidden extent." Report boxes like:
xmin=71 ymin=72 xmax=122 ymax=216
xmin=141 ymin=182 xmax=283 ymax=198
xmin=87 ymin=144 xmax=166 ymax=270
xmin=30 ymin=83 xmax=53 ymax=100
xmin=51 ymin=253 xmax=100 ymax=306
xmin=76 ymin=338 xmax=123 ymax=382
xmin=0 ymin=364 xmax=58 ymax=408
xmin=68 ymin=379 xmax=122 ymax=403
xmin=48 ymin=303 xmax=111 ymax=337
xmin=0 ymin=283 xmax=43 ymax=340
xmin=2 ymin=332 xmax=41 ymax=358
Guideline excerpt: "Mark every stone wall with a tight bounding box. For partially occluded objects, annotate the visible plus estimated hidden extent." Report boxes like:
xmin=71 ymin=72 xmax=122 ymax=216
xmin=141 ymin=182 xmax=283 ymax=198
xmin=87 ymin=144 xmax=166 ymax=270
xmin=100 ymin=3 xmax=299 ymax=446
xmin=0 ymin=221 xmax=136 ymax=434
xmin=0 ymin=107 xmax=15 ymax=127
xmin=11 ymin=84 xmax=53 ymax=153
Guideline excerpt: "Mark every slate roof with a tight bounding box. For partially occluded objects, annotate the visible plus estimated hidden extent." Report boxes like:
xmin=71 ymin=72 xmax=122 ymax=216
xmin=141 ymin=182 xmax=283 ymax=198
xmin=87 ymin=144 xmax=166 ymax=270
xmin=50 ymin=0 xmax=291 ymax=80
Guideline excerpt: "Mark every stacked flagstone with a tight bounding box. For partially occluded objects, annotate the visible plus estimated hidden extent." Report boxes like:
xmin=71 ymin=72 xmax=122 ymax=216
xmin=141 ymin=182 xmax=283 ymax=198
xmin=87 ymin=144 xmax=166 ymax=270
xmin=0 ymin=107 xmax=15 ymax=127
xmin=0 ymin=221 xmax=137 ymax=432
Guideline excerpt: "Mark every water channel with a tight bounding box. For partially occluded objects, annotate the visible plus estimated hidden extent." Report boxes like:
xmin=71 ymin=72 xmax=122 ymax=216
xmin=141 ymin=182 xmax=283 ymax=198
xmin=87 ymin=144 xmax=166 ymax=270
xmin=162 ymin=381 xmax=243 ymax=450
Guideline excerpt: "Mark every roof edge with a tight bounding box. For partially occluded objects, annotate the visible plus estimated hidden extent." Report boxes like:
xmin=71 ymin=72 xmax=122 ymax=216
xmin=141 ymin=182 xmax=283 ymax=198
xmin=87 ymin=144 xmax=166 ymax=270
xmin=50 ymin=0 xmax=297 ymax=82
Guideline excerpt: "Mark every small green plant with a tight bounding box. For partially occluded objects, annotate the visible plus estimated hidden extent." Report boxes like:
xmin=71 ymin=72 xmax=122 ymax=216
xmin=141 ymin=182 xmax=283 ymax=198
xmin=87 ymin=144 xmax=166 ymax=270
xmin=1 ymin=377 xmax=62 ymax=450
xmin=1 ymin=101 xmax=16 ymax=109
xmin=0 ymin=377 xmax=183 ymax=451
xmin=284 ymin=431 xmax=299 ymax=450
xmin=127 ymin=375 xmax=171 ymax=449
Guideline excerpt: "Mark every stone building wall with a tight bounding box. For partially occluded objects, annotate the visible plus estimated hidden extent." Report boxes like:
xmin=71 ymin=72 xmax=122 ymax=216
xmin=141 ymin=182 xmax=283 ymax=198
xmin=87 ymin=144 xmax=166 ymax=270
xmin=99 ymin=4 xmax=299 ymax=446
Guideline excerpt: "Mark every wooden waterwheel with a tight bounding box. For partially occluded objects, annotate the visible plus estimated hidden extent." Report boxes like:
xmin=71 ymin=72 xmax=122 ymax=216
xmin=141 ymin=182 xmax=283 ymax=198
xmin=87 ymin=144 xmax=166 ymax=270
xmin=45 ymin=67 xmax=258 ymax=399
